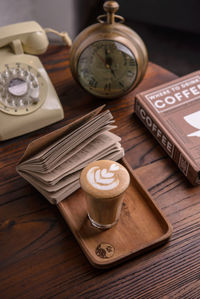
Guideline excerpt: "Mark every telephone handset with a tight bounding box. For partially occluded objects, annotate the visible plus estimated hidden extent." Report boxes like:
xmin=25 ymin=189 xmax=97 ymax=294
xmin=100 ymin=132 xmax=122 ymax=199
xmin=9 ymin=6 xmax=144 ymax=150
xmin=0 ymin=21 xmax=65 ymax=140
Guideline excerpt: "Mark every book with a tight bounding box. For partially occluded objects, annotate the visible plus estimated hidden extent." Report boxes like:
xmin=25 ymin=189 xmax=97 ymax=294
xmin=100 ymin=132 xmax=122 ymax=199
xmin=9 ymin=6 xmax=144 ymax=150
xmin=17 ymin=106 xmax=124 ymax=204
xmin=135 ymin=70 xmax=200 ymax=185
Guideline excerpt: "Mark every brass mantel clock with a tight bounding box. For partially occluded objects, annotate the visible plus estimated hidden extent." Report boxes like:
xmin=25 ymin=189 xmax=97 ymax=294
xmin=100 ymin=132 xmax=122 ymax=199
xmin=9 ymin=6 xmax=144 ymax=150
xmin=70 ymin=1 xmax=148 ymax=98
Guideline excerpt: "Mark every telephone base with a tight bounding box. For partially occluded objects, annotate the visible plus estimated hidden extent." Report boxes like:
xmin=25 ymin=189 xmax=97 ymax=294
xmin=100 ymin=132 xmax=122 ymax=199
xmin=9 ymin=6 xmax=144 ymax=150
xmin=0 ymin=48 xmax=64 ymax=140
xmin=0 ymin=108 xmax=64 ymax=141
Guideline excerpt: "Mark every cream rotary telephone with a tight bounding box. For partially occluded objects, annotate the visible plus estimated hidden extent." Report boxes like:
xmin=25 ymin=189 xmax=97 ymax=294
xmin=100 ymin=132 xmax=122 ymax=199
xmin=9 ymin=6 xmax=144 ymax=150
xmin=0 ymin=21 xmax=68 ymax=140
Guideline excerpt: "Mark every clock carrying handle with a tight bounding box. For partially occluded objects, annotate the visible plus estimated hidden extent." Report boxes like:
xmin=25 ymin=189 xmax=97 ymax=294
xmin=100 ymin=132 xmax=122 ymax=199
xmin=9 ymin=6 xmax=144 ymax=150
xmin=97 ymin=14 xmax=124 ymax=24
xmin=97 ymin=1 xmax=124 ymax=24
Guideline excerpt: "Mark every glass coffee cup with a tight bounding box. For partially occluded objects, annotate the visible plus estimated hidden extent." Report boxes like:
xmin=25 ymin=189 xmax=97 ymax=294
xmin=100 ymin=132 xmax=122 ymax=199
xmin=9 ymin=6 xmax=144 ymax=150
xmin=80 ymin=160 xmax=130 ymax=229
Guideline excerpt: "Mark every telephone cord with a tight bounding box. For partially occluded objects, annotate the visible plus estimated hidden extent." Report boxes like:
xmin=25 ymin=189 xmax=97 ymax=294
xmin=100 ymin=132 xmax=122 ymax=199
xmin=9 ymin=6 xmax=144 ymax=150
xmin=44 ymin=28 xmax=72 ymax=47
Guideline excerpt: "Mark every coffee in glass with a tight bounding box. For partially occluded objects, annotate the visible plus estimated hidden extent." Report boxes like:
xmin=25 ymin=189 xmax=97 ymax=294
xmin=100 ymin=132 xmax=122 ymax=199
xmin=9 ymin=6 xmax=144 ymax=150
xmin=80 ymin=160 xmax=130 ymax=229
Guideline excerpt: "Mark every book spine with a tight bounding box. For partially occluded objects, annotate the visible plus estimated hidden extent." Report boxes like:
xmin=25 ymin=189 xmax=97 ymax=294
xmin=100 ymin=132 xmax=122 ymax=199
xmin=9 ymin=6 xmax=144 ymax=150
xmin=134 ymin=97 xmax=199 ymax=185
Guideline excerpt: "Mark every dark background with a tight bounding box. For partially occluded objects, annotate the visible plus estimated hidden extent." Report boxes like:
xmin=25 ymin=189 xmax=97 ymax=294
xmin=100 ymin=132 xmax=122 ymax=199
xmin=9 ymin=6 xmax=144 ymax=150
xmin=77 ymin=0 xmax=200 ymax=76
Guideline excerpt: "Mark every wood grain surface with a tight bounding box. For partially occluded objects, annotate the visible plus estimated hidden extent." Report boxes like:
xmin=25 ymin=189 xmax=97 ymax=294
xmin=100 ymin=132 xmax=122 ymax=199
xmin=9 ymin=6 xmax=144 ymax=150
xmin=1 ymin=45 xmax=200 ymax=298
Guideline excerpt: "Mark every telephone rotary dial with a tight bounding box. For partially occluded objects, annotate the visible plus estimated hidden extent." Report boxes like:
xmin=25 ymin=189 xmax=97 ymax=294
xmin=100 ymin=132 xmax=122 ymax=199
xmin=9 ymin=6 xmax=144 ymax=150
xmin=0 ymin=62 xmax=46 ymax=115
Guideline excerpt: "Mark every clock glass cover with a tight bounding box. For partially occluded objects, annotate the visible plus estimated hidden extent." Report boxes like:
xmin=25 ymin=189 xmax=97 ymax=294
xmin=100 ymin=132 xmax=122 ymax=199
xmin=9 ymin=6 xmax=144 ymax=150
xmin=77 ymin=40 xmax=137 ymax=98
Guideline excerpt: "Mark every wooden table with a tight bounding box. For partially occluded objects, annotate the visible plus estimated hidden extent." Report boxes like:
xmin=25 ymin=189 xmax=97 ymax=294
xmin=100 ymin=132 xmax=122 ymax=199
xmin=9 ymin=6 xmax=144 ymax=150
xmin=1 ymin=46 xmax=200 ymax=298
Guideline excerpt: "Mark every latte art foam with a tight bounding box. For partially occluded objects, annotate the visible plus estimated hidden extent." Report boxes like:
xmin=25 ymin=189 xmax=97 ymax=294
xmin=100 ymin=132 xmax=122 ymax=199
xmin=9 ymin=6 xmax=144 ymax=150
xmin=80 ymin=160 xmax=130 ymax=199
xmin=86 ymin=163 xmax=120 ymax=190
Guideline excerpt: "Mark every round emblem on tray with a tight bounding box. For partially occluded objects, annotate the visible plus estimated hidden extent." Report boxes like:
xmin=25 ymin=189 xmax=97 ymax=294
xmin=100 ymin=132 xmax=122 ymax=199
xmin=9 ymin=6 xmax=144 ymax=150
xmin=96 ymin=243 xmax=115 ymax=259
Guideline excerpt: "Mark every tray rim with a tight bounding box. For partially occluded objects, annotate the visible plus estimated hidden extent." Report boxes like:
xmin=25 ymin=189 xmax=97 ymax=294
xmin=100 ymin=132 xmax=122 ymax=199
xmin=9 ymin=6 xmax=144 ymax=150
xmin=58 ymin=157 xmax=173 ymax=268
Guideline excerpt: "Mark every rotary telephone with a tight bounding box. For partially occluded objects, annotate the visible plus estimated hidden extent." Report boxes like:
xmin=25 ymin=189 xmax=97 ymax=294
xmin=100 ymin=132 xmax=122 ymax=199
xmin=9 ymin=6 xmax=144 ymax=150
xmin=0 ymin=21 xmax=65 ymax=141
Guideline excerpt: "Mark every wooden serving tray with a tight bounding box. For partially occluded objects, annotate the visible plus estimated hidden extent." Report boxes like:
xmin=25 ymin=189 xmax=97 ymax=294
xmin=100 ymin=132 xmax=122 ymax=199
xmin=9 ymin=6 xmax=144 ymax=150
xmin=58 ymin=158 xmax=173 ymax=268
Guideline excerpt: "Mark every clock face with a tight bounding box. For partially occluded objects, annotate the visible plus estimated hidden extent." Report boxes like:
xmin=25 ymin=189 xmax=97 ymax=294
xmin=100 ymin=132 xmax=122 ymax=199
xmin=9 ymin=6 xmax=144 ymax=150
xmin=77 ymin=40 xmax=137 ymax=98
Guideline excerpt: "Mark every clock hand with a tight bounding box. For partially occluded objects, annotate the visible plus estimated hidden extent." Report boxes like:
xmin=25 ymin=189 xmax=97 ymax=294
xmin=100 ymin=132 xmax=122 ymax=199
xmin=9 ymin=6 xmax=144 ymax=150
xmin=105 ymin=56 xmax=112 ymax=67
xmin=108 ymin=65 xmax=125 ymax=90
xmin=109 ymin=66 xmax=116 ymax=77
xmin=105 ymin=48 xmax=108 ymax=57
xmin=96 ymin=52 xmax=106 ymax=64
xmin=97 ymin=49 xmax=116 ymax=78
xmin=96 ymin=51 xmax=114 ymax=72
xmin=104 ymin=48 xmax=114 ymax=67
